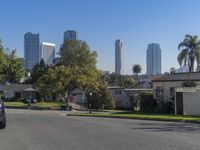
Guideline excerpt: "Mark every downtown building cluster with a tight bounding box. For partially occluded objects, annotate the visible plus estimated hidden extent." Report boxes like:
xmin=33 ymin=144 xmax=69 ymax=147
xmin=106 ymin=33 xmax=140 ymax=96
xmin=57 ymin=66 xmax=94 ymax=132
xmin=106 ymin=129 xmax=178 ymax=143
xmin=115 ymin=40 xmax=162 ymax=75
xmin=24 ymin=30 xmax=161 ymax=75
xmin=24 ymin=30 xmax=77 ymax=71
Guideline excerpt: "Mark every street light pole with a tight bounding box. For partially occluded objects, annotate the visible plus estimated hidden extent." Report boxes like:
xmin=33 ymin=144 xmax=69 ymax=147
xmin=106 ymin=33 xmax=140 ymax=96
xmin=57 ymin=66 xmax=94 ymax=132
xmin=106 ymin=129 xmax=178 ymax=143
xmin=89 ymin=92 xmax=92 ymax=113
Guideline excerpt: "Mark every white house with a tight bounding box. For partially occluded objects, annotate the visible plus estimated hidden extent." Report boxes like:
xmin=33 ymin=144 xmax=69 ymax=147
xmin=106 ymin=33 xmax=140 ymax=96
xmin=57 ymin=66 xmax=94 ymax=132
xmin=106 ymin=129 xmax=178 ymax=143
xmin=108 ymin=86 xmax=153 ymax=109
xmin=0 ymin=84 xmax=34 ymax=99
xmin=108 ymin=86 xmax=130 ymax=109
xmin=152 ymin=72 xmax=200 ymax=102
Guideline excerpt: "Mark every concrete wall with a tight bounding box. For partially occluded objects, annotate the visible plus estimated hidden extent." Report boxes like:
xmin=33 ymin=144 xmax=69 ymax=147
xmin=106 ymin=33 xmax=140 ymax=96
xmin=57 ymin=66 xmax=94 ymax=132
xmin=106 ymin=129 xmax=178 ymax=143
xmin=183 ymin=89 xmax=200 ymax=115
xmin=109 ymin=88 xmax=130 ymax=108
xmin=153 ymin=81 xmax=200 ymax=101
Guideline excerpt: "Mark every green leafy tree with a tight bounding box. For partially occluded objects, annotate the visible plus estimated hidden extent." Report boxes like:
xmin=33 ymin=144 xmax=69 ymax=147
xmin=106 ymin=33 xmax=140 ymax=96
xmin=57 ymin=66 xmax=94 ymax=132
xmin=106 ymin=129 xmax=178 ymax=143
xmin=0 ymin=40 xmax=7 ymax=73
xmin=4 ymin=50 xmax=24 ymax=83
xmin=182 ymin=81 xmax=197 ymax=87
xmin=100 ymin=73 xmax=135 ymax=88
xmin=132 ymin=64 xmax=142 ymax=76
xmin=120 ymin=77 xmax=135 ymax=88
xmin=57 ymin=40 xmax=97 ymax=69
xmin=178 ymin=34 xmax=200 ymax=72
xmin=0 ymin=40 xmax=8 ymax=82
xmin=35 ymin=65 xmax=73 ymax=102
xmin=107 ymin=72 xmax=117 ymax=86
xmin=0 ymin=40 xmax=24 ymax=83
xmin=90 ymin=84 xmax=115 ymax=110
xmin=36 ymin=40 xmax=99 ymax=107
xmin=30 ymin=59 xmax=48 ymax=83
xmin=140 ymin=92 xmax=157 ymax=113
xmin=112 ymin=75 xmax=135 ymax=88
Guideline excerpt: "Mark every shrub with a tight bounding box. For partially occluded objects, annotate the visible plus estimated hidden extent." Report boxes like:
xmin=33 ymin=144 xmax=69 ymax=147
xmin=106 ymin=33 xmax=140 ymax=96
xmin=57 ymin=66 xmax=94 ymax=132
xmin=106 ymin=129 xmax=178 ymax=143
xmin=182 ymin=81 xmax=197 ymax=87
xmin=140 ymin=92 xmax=158 ymax=113
xmin=90 ymin=86 xmax=115 ymax=110
xmin=162 ymin=101 xmax=174 ymax=114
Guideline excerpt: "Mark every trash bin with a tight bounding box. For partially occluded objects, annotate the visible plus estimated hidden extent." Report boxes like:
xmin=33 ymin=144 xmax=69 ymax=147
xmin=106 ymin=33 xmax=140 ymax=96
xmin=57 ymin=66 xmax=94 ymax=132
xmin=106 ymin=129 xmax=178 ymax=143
xmin=60 ymin=104 xmax=66 ymax=111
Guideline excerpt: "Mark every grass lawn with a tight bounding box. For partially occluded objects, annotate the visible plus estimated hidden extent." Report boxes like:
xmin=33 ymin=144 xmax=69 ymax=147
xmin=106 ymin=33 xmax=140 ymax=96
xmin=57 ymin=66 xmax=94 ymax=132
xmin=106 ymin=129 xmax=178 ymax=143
xmin=4 ymin=102 xmax=28 ymax=107
xmin=4 ymin=101 xmax=62 ymax=108
xmin=71 ymin=111 xmax=200 ymax=122
xmin=32 ymin=102 xmax=62 ymax=108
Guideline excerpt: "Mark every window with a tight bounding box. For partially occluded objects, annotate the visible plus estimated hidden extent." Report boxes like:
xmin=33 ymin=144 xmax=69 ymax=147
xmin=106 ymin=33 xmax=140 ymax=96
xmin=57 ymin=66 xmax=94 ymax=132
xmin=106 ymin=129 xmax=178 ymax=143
xmin=155 ymin=87 xmax=163 ymax=99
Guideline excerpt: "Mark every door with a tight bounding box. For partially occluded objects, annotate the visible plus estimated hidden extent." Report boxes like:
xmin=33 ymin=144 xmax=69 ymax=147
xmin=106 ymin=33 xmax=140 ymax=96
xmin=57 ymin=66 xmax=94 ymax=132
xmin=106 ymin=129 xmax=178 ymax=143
xmin=176 ymin=92 xmax=183 ymax=115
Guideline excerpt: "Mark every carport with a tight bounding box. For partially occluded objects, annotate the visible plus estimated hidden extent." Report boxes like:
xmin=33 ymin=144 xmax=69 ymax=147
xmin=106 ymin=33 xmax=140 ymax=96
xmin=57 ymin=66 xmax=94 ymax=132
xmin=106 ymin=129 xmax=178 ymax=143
xmin=175 ymin=87 xmax=200 ymax=115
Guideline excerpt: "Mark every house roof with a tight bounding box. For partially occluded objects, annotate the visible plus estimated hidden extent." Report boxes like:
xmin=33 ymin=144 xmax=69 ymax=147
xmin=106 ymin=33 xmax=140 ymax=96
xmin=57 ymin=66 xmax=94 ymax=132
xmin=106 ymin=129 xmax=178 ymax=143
xmin=152 ymin=72 xmax=200 ymax=82
xmin=0 ymin=84 xmax=33 ymax=91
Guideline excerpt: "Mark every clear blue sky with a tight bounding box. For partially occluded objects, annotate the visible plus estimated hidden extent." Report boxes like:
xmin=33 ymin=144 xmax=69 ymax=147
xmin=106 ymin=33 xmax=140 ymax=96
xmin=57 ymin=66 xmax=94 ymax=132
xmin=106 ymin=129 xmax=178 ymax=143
xmin=1 ymin=0 xmax=200 ymax=74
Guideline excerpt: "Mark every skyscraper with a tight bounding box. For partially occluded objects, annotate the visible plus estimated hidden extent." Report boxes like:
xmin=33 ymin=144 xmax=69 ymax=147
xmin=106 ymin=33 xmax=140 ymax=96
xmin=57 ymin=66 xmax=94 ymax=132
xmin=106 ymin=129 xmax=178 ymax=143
xmin=63 ymin=30 xmax=78 ymax=41
xmin=40 ymin=42 xmax=56 ymax=65
xmin=115 ymin=39 xmax=124 ymax=75
xmin=24 ymin=32 xmax=40 ymax=70
xmin=146 ymin=43 xmax=162 ymax=75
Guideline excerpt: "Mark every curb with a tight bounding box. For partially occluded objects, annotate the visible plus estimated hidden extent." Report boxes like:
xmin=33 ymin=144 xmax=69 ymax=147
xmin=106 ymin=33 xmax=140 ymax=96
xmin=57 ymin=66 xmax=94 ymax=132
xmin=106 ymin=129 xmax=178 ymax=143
xmin=5 ymin=106 xmax=27 ymax=109
xmin=67 ymin=114 xmax=200 ymax=124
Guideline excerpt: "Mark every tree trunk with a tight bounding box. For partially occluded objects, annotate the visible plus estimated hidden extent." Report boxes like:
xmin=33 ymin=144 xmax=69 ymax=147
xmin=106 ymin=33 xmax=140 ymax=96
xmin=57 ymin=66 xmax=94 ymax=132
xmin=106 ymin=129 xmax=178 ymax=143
xmin=61 ymin=93 xmax=69 ymax=110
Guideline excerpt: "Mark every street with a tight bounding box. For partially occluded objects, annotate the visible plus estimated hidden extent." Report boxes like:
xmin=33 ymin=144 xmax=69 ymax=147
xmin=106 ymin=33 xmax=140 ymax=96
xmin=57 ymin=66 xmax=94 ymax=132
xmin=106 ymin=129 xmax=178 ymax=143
xmin=0 ymin=109 xmax=200 ymax=150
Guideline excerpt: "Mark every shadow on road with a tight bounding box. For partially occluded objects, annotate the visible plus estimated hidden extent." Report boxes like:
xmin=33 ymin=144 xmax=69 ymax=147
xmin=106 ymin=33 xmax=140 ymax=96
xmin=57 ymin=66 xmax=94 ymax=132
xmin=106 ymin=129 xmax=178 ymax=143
xmin=131 ymin=122 xmax=200 ymax=133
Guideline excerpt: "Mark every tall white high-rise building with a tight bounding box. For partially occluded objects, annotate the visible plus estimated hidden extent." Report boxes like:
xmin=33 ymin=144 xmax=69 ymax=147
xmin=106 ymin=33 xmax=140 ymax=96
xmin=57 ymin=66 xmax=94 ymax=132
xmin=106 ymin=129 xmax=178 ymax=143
xmin=146 ymin=43 xmax=162 ymax=75
xmin=40 ymin=42 xmax=55 ymax=65
xmin=115 ymin=39 xmax=124 ymax=75
xmin=24 ymin=32 xmax=40 ymax=70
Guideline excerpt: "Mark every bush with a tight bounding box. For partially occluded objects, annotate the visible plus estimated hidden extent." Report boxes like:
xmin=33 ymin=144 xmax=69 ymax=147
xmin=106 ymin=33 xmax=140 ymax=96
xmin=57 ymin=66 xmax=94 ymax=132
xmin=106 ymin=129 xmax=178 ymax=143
xmin=162 ymin=101 xmax=174 ymax=114
xmin=140 ymin=92 xmax=158 ymax=113
xmin=90 ymin=86 xmax=115 ymax=110
xmin=182 ymin=81 xmax=197 ymax=87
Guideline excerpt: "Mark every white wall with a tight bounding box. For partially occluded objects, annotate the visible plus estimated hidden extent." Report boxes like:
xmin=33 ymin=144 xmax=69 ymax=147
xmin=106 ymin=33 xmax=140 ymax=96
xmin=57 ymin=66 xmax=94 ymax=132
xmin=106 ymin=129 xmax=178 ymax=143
xmin=109 ymin=88 xmax=130 ymax=108
xmin=183 ymin=89 xmax=200 ymax=115
xmin=153 ymin=81 xmax=200 ymax=101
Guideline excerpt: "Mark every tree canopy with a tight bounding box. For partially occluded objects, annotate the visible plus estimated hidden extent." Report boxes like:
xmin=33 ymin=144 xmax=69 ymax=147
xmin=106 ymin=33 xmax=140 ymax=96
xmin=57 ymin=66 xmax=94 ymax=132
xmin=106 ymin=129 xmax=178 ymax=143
xmin=57 ymin=40 xmax=97 ymax=70
xmin=4 ymin=50 xmax=24 ymax=82
xmin=100 ymin=72 xmax=135 ymax=88
xmin=178 ymin=34 xmax=200 ymax=72
xmin=0 ymin=40 xmax=24 ymax=83
xmin=29 ymin=59 xmax=49 ymax=83
xmin=36 ymin=40 xmax=99 ymax=106
xmin=132 ymin=64 xmax=142 ymax=75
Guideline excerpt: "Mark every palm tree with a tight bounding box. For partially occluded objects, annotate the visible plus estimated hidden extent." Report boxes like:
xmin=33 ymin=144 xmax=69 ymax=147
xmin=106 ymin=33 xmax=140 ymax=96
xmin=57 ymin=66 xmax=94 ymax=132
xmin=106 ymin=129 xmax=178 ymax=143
xmin=132 ymin=64 xmax=142 ymax=76
xmin=178 ymin=34 xmax=200 ymax=72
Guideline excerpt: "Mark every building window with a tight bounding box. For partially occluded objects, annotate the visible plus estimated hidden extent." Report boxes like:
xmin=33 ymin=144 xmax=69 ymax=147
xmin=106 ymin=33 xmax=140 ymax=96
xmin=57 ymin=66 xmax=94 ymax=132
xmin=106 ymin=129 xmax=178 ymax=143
xmin=155 ymin=87 xmax=163 ymax=100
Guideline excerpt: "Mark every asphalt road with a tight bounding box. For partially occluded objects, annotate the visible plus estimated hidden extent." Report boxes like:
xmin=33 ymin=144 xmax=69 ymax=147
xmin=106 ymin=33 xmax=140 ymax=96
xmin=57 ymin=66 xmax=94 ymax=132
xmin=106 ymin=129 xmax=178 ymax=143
xmin=0 ymin=109 xmax=200 ymax=150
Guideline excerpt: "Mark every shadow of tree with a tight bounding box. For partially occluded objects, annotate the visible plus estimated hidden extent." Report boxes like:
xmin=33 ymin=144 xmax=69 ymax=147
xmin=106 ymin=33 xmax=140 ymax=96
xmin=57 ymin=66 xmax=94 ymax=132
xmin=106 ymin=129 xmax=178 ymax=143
xmin=131 ymin=122 xmax=200 ymax=133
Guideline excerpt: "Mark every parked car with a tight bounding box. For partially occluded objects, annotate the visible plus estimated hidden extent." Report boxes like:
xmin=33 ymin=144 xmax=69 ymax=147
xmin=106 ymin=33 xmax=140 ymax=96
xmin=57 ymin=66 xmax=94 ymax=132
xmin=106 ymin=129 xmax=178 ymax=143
xmin=0 ymin=98 xmax=6 ymax=129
